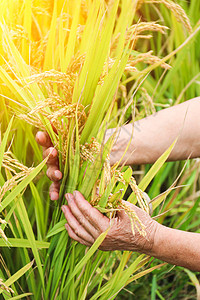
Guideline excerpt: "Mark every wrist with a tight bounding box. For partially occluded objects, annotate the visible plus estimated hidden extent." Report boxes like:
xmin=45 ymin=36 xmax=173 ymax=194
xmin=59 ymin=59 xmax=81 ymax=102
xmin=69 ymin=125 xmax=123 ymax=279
xmin=140 ymin=219 xmax=160 ymax=255
xmin=147 ymin=222 xmax=167 ymax=257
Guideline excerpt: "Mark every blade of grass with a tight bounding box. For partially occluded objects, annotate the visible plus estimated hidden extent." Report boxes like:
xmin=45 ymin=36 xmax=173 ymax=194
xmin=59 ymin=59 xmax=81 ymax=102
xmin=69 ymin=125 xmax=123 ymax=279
xmin=16 ymin=196 xmax=45 ymax=288
xmin=0 ymin=261 xmax=34 ymax=295
xmin=63 ymin=0 xmax=81 ymax=71
xmin=43 ymin=0 xmax=57 ymax=70
xmin=0 ymin=156 xmax=48 ymax=213
xmin=0 ymin=238 xmax=49 ymax=248
xmin=0 ymin=116 xmax=13 ymax=171
xmin=6 ymin=294 xmax=32 ymax=300
xmin=22 ymin=0 xmax=32 ymax=64
xmin=138 ymin=139 xmax=177 ymax=192
xmin=63 ymin=228 xmax=110 ymax=291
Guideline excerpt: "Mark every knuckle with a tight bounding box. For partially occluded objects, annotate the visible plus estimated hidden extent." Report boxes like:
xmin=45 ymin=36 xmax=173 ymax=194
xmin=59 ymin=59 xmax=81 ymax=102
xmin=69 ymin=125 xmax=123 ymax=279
xmin=78 ymin=214 xmax=85 ymax=225
xmin=46 ymin=169 xmax=53 ymax=180
xmin=46 ymin=169 xmax=50 ymax=178
xmin=68 ymin=231 xmax=78 ymax=242
xmin=74 ymin=227 xmax=80 ymax=237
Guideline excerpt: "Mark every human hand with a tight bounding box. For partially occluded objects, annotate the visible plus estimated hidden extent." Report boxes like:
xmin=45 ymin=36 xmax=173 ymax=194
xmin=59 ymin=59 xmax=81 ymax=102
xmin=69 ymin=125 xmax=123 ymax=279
xmin=61 ymin=191 xmax=158 ymax=253
xmin=35 ymin=131 xmax=62 ymax=200
xmin=35 ymin=124 xmax=134 ymax=200
xmin=35 ymin=127 xmax=119 ymax=200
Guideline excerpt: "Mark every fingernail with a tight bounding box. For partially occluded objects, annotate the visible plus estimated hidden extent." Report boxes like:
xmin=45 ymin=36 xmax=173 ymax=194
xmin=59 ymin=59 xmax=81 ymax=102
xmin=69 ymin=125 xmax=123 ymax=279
xmin=50 ymin=192 xmax=59 ymax=201
xmin=55 ymin=170 xmax=62 ymax=180
xmin=43 ymin=133 xmax=47 ymax=143
xmin=61 ymin=205 xmax=66 ymax=213
xmin=65 ymin=193 xmax=74 ymax=203
xmin=49 ymin=148 xmax=56 ymax=158
xmin=35 ymin=132 xmax=40 ymax=141
xmin=73 ymin=191 xmax=78 ymax=197
xmin=65 ymin=193 xmax=70 ymax=202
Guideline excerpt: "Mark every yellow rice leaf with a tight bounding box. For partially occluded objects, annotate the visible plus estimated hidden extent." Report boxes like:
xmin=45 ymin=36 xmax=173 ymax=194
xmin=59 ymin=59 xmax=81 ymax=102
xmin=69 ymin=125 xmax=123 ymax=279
xmin=73 ymin=0 xmax=120 ymax=107
xmin=43 ymin=0 xmax=57 ymax=70
xmin=22 ymin=0 xmax=32 ymax=63
xmin=126 ymin=263 xmax=167 ymax=284
xmin=0 ymin=1 xmax=7 ymax=65
xmin=79 ymin=0 xmax=102 ymax=54
xmin=58 ymin=17 xmax=65 ymax=72
xmin=63 ymin=0 xmax=82 ymax=71
xmin=0 ymin=66 xmax=33 ymax=108
xmin=1 ymin=22 xmax=30 ymax=78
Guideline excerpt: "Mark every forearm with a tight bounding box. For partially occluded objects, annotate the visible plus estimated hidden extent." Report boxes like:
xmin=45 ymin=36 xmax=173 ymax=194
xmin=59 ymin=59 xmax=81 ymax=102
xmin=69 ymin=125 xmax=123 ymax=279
xmin=148 ymin=224 xmax=200 ymax=271
xmin=110 ymin=97 xmax=200 ymax=165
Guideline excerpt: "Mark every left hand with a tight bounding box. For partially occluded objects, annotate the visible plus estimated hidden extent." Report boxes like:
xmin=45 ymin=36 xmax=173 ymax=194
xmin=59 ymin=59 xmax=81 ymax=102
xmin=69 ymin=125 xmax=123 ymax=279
xmin=35 ymin=131 xmax=62 ymax=200
xmin=61 ymin=191 xmax=158 ymax=252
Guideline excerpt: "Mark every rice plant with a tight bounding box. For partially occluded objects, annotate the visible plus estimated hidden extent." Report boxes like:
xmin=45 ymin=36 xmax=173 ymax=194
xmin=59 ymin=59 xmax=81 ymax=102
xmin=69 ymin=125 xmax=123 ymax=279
xmin=0 ymin=0 xmax=199 ymax=299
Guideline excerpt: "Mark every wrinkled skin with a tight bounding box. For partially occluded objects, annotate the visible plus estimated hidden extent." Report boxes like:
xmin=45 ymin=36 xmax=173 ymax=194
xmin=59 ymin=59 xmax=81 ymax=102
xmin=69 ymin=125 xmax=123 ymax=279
xmin=36 ymin=131 xmax=157 ymax=252
xmin=62 ymin=191 xmax=157 ymax=252
xmin=36 ymin=99 xmax=200 ymax=270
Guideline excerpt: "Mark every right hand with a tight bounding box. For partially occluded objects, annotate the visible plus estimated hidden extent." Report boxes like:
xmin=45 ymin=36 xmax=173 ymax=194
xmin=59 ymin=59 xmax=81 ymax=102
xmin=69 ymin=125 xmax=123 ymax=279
xmin=62 ymin=191 xmax=157 ymax=252
xmin=36 ymin=131 xmax=62 ymax=200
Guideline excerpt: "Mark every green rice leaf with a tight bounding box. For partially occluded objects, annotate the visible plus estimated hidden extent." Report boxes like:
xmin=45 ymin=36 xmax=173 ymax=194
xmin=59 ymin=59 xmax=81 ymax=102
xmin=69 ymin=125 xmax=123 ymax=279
xmin=0 ymin=156 xmax=48 ymax=213
xmin=67 ymin=110 xmax=80 ymax=193
xmin=16 ymin=196 xmax=45 ymax=288
xmin=0 ymin=116 xmax=13 ymax=171
xmin=138 ymin=139 xmax=177 ymax=192
xmin=46 ymin=219 xmax=66 ymax=238
xmin=184 ymin=269 xmax=200 ymax=299
xmin=6 ymin=293 xmax=32 ymax=300
xmin=0 ymin=261 xmax=34 ymax=295
xmin=63 ymin=228 xmax=110 ymax=291
xmin=0 ymin=238 xmax=49 ymax=248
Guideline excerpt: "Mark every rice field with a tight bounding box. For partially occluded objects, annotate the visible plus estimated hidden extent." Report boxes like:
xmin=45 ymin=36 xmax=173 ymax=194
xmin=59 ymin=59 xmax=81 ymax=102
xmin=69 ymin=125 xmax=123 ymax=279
xmin=0 ymin=0 xmax=200 ymax=299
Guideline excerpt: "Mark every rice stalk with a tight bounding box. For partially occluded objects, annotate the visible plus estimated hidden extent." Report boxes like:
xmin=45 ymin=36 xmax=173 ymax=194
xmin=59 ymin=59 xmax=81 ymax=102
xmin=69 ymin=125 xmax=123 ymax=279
xmin=0 ymin=0 xmax=195 ymax=299
xmin=144 ymin=0 xmax=192 ymax=33
xmin=0 ymin=278 xmax=14 ymax=294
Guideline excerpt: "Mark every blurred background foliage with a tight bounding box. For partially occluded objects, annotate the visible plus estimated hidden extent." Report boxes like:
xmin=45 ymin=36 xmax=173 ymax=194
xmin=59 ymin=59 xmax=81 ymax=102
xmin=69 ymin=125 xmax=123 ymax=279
xmin=118 ymin=0 xmax=200 ymax=298
xmin=0 ymin=0 xmax=200 ymax=299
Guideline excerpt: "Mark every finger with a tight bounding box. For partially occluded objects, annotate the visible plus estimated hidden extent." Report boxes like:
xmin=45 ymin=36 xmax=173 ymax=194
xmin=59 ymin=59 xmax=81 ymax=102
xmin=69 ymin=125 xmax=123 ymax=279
xmin=65 ymin=193 xmax=100 ymax=238
xmin=36 ymin=131 xmax=53 ymax=148
xmin=73 ymin=191 xmax=109 ymax=230
xmin=65 ymin=224 xmax=92 ymax=247
xmin=43 ymin=147 xmax=59 ymax=165
xmin=49 ymin=182 xmax=60 ymax=201
xmin=46 ymin=166 xmax=62 ymax=182
xmin=62 ymin=205 xmax=95 ymax=244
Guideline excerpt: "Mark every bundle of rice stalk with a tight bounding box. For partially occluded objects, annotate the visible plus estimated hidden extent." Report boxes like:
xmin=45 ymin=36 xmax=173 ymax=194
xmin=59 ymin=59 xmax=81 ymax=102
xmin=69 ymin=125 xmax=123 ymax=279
xmin=0 ymin=0 xmax=194 ymax=299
